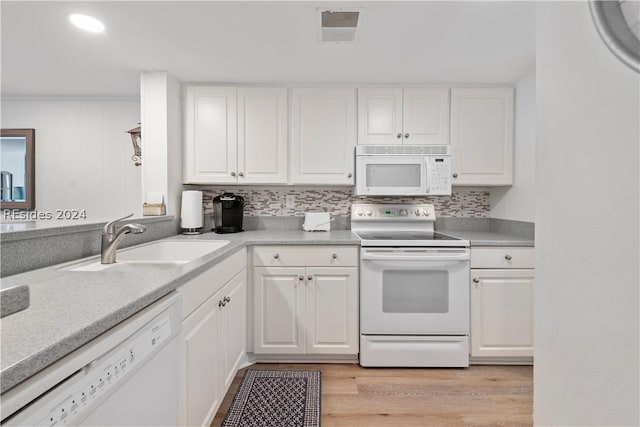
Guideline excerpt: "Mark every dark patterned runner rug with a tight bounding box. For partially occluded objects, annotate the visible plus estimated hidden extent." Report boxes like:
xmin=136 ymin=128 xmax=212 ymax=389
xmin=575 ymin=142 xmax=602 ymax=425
xmin=222 ymin=370 xmax=321 ymax=427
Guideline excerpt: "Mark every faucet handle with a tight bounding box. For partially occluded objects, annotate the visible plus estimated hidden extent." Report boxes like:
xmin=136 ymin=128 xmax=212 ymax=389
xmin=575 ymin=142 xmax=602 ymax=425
xmin=103 ymin=213 xmax=134 ymax=235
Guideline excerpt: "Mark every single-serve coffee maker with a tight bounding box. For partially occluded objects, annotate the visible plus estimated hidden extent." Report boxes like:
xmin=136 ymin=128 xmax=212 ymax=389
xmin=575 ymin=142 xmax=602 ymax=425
xmin=212 ymin=192 xmax=244 ymax=233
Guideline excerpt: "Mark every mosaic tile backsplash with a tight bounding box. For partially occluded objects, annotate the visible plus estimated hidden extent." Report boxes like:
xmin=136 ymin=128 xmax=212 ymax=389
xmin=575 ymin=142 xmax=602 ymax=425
xmin=202 ymin=188 xmax=489 ymax=218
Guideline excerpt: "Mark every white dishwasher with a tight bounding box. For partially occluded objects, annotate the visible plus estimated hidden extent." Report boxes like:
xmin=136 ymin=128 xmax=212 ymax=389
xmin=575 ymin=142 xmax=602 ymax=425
xmin=1 ymin=293 xmax=181 ymax=427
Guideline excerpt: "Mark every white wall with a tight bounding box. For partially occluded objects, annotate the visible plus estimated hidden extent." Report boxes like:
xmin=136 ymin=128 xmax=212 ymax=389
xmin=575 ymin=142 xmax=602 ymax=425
xmin=1 ymin=99 xmax=142 ymax=219
xmin=490 ymin=70 xmax=536 ymax=221
xmin=535 ymin=2 xmax=639 ymax=426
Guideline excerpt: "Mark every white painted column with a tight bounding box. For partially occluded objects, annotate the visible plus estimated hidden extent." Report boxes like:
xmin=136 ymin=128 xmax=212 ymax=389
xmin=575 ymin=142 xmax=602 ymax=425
xmin=140 ymin=71 xmax=183 ymax=216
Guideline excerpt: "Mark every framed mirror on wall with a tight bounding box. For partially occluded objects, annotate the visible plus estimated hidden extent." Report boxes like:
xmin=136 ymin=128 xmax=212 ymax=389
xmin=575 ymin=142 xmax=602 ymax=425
xmin=1 ymin=129 xmax=35 ymax=210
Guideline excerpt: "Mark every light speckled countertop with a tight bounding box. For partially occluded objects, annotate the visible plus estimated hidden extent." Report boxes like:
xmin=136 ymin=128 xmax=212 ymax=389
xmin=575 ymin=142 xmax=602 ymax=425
xmin=441 ymin=230 xmax=534 ymax=247
xmin=0 ymin=227 xmax=531 ymax=394
xmin=0 ymin=230 xmax=358 ymax=393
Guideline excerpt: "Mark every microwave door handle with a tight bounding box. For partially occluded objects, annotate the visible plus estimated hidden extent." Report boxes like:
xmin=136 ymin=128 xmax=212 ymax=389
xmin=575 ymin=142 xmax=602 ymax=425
xmin=424 ymin=157 xmax=431 ymax=194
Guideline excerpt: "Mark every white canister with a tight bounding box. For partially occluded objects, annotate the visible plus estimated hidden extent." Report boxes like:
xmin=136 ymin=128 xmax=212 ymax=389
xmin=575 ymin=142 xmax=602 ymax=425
xmin=180 ymin=191 xmax=203 ymax=234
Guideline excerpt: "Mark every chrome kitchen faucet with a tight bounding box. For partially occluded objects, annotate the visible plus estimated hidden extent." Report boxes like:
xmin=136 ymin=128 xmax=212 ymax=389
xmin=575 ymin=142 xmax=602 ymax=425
xmin=101 ymin=214 xmax=146 ymax=264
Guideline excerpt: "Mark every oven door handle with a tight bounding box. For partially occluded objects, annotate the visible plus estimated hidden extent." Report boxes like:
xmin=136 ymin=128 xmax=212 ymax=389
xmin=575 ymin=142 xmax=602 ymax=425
xmin=361 ymin=252 xmax=470 ymax=262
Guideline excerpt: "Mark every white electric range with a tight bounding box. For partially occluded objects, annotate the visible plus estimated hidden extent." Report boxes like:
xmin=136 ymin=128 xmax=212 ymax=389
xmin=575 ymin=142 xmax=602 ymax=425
xmin=351 ymin=203 xmax=471 ymax=367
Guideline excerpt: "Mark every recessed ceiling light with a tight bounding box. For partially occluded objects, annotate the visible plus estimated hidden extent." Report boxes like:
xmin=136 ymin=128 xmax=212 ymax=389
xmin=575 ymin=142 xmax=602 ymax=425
xmin=69 ymin=13 xmax=105 ymax=33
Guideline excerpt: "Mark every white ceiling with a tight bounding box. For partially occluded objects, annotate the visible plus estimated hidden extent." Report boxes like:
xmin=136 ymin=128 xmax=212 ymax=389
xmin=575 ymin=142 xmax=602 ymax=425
xmin=1 ymin=1 xmax=536 ymax=97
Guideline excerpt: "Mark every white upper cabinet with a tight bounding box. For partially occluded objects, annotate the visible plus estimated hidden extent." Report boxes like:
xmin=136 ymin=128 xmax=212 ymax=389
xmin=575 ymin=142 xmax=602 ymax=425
xmin=402 ymin=88 xmax=450 ymax=145
xmin=184 ymin=86 xmax=237 ymax=184
xmin=291 ymin=88 xmax=356 ymax=185
xmin=184 ymin=86 xmax=288 ymax=184
xmin=237 ymin=88 xmax=288 ymax=184
xmin=358 ymin=88 xmax=450 ymax=145
xmin=357 ymin=88 xmax=403 ymax=145
xmin=450 ymin=88 xmax=514 ymax=186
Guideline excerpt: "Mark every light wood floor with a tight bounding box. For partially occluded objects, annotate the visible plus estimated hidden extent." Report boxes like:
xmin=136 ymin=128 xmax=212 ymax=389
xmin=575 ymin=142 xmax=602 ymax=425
xmin=211 ymin=363 xmax=533 ymax=426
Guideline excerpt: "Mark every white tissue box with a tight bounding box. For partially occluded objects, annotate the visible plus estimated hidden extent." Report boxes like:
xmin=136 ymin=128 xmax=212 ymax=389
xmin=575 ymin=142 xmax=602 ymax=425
xmin=303 ymin=212 xmax=331 ymax=232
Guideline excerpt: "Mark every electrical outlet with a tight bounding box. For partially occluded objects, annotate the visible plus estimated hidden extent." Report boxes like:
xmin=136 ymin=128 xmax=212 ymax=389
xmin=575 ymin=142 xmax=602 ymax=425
xmin=285 ymin=194 xmax=295 ymax=209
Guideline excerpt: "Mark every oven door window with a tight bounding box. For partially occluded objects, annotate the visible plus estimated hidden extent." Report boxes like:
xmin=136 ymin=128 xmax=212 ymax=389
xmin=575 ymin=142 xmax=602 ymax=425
xmin=366 ymin=163 xmax=421 ymax=188
xmin=382 ymin=270 xmax=449 ymax=313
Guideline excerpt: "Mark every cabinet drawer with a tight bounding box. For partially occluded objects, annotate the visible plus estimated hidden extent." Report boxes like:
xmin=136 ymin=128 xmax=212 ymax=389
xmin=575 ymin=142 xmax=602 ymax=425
xmin=471 ymin=247 xmax=534 ymax=269
xmin=179 ymin=248 xmax=247 ymax=319
xmin=253 ymin=245 xmax=358 ymax=267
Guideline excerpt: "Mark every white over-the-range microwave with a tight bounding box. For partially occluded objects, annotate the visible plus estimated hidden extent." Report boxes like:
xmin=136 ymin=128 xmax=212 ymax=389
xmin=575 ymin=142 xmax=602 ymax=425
xmin=355 ymin=145 xmax=452 ymax=196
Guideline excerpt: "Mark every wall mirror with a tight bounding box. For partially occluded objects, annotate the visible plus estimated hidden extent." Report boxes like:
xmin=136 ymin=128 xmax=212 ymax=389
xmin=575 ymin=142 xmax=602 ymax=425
xmin=0 ymin=129 xmax=35 ymax=210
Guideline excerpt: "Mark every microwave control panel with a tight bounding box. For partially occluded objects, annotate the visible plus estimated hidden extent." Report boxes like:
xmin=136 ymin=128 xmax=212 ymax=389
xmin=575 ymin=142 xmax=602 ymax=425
xmin=428 ymin=156 xmax=451 ymax=195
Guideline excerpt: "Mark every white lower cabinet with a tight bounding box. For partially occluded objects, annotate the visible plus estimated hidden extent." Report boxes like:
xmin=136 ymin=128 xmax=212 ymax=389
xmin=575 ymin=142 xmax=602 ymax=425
xmin=178 ymin=249 xmax=247 ymax=427
xmin=220 ymin=271 xmax=247 ymax=391
xmin=470 ymin=247 xmax=534 ymax=361
xmin=305 ymin=267 xmax=359 ymax=354
xmin=253 ymin=246 xmax=359 ymax=356
xmin=182 ymin=289 xmax=222 ymax=427
xmin=253 ymin=267 xmax=306 ymax=354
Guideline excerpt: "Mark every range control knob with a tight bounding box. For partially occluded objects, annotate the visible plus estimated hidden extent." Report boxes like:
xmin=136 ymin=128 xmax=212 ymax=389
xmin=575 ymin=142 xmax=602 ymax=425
xmin=415 ymin=208 xmax=423 ymax=216
xmin=399 ymin=209 xmax=408 ymax=216
xmin=423 ymin=210 xmax=430 ymax=217
xmin=366 ymin=210 xmax=373 ymax=217
xmin=357 ymin=210 xmax=364 ymax=216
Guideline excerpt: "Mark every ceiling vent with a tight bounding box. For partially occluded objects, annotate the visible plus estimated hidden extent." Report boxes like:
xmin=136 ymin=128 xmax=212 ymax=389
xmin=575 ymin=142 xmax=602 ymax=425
xmin=319 ymin=9 xmax=360 ymax=43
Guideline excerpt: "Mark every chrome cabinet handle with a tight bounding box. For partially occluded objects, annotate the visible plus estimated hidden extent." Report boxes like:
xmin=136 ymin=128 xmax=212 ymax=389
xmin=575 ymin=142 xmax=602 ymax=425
xmin=404 ymin=133 xmax=410 ymax=138
xmin=238 ymin=172 xmax=244 ymax=177
xmin=230 ymin=172 xmax=236 ymax=177
xmin=347 ymin=173 xmax=353 ymax=178
xmin=332 ymin=253 xmax=338 ymax=259
xmin=223 ymin=296 xmax=231 ymax=303
xmin=298 ymin=275 xmax=304 ymax=281
xmin=505 ymin=255 xmax=513 ymax=261
xmin=307 ymin=275 xmax=313 ymax=281
xmin=218 ymin=300 xmax=226 ymax=308
xmin=472 ymin=278 xmax=480 ymax=283
xmin=396 ymin=133 xmax=402 ymax=139
xmin=273 ymin=253 xmax=280 ymax=259
xmin=452 ymin=173 xmax=458 ymax=178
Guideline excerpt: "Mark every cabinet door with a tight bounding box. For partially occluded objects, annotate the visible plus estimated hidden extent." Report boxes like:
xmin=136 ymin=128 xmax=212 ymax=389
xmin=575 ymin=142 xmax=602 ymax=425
xmin=291 ymin=88 xmax=356 ymax=185
xmin=450 ymin=88 xmax=514 ymax=186
xmin=181 ymin=294 xmax=221 ymax=427
xmin=305 ymin=267 xmax=359 ymax=354
xmin=219 ymin=270 xmax=247 ymax=391
xmin=357 ymin=88 xmax=403 ymax=145
xmin=237 ymin=88 xmax=288 ymax=184
xmin=184 ymin=86 xmax=237 ymax=184
xmin=470 ymin=269 xmax=534 ymax=358
xmin=253 ymin=267 xmax=306 ymax=354
xmin=403 ymin=88 xmax=450 ymax=145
